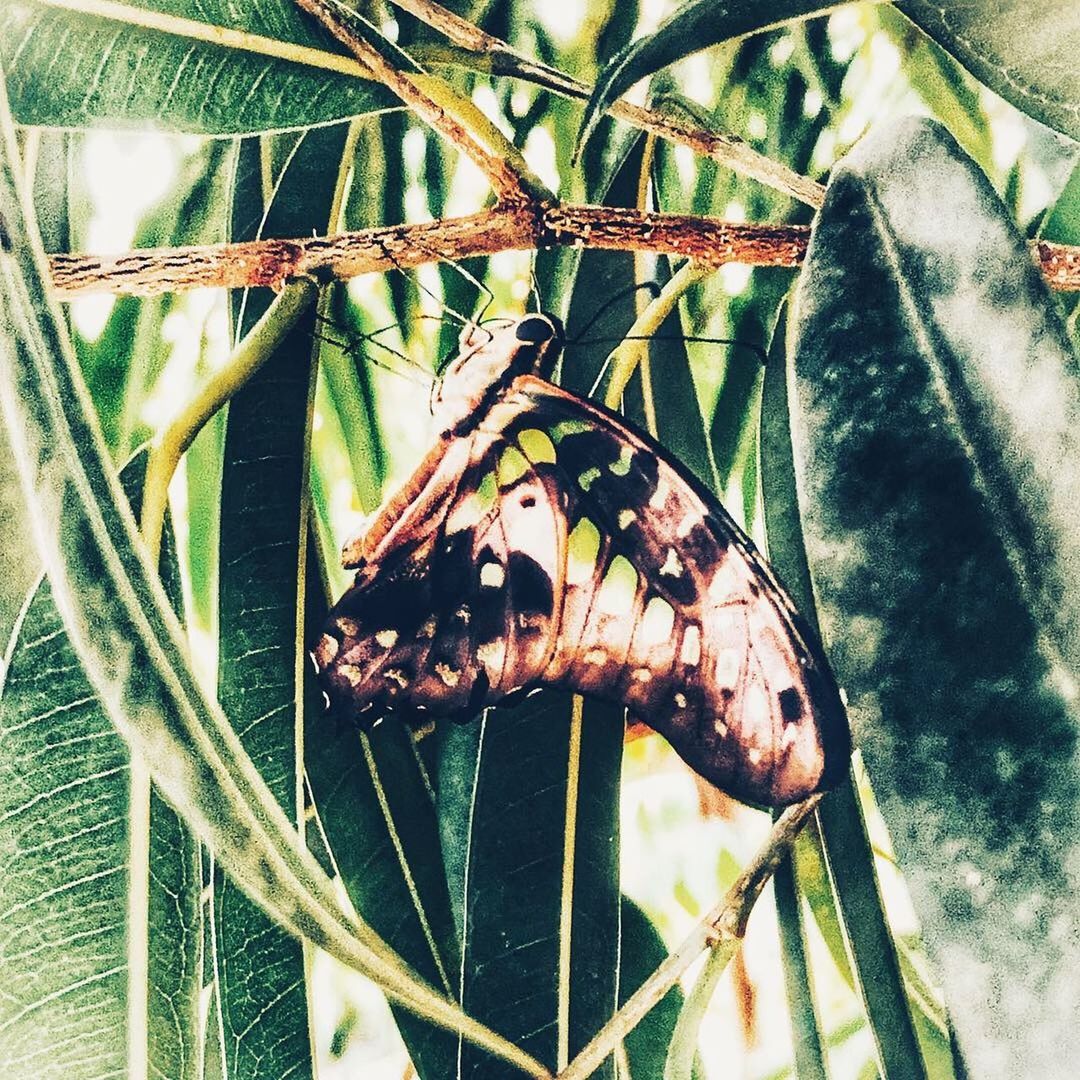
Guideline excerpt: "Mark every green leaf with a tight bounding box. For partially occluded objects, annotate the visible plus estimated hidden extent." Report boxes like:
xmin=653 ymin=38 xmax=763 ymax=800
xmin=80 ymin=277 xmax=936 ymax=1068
xmin=617 ymin=898 xmax=684 ymax=1079
xmin=0 ymin=455 xmax=202 ymax=1080
xmin=0 ymin=72 xmax=532 ymax=1070
xmin=790 ymin=115 xmax=1080 ymax=1076
xmin=437 ymin=691 xmax=624 ymax=1078
xmin=897 ymin=0 xmax=1080 ymax=142
xmin=577 ymin=1 xmax=837 ymax=155
xmin=2 ymin=0 xmax=396 ymax=134
xmin=760 ymin=299 xmax=925 ymax=1080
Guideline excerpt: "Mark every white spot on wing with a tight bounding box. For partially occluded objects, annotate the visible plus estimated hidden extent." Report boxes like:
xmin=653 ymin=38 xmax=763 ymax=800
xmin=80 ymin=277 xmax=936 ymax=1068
xmin=641 ymin=596 xmax=675 ymax=645
xmin=674 ymin=692 xmax=687 ymax=709
xmin=633 ymin=667 xmax=652 ymax=683
xmin=375 ymin=629 xmax=398 ymax=648
xmin=680 ymin=625 xmax=701 ymax=666
xmin=649 ymin=480 xmax=670 ymax=510
xmin=480 ymin=561 xmax=505 ymax=588
xmin=618 ymin=508 xmax=636 ymax=530
xmin=384 ymin=668 xmax=409 ymax=688
xmin=714 ymin=648 xmax=740 ymax=688
xmin=477 ymin=640 xmax=506 ymax=670
xmin=713 ymin=719 xmax=728 ymax=737
xmin=435 ymin=662 xmax=461 ymax=687
xmin=748 ymin=747 xmax=763 ymax=766
xmin=584 ymin=648 xmax=607 ymax=666
xmin=708 ymin=560 xmax=741 ymax=603
xmin=660 ymin=548 xmax=683 ymax=577
xmin=676 ymin=512 xmax=699 ymax=538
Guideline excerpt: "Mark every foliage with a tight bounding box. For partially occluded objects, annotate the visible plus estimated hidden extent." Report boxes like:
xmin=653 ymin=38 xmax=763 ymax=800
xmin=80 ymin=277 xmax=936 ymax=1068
xmin=1 ymin=3 xmax=1078 ymax=1080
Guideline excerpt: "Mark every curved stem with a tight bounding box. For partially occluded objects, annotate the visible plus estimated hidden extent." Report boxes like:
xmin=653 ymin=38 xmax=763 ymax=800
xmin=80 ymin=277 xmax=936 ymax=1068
xmin=140 ymin=280 xmax=318 ymax=561
xmin=557 ymin=795 xmax=823 ymax=1080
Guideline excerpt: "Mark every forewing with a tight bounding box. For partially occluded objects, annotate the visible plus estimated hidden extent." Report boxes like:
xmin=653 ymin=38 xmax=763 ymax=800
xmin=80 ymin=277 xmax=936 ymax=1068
xmin=506 ymin=375 xmax=850 ymax=807
xmin=314 ymin=415 xmax=566 ymax=725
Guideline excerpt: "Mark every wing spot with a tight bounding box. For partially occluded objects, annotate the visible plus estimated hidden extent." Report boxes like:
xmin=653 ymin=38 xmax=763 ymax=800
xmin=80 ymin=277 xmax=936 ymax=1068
xmin=455 ymin=605 xmax=471 ymax=624
xmin=480 ymin=561 xmax=505 ymax=588
xmin=520 ymin=494 xmax=537 ymax=509
xmin=567 ymin=517 xmax=601 ymax=585
xmin=680 ymin=625 xmax=701 ymax=666
xmin=618 ymin=509 xmax=636 ymax=530
xmin=497 ymin=445 xmax=530 ymax=488
xmin=660 ymin=548 xmax=684 ymax=577
xmin=677 ymin=512 xmax=700 ymax=538
xmin=578 ymin=465 xmax=602 ymax=492
xmin=748 ymin=747 xmax=763 ymax=766
xmin=435 ymin=662 xmax=461 ymax=687
xmin=584 ymin=648 xmax=607 ymax=666
xmin=418 ymin=617 xmax=437 ymax=639
xmin=550 ymin=418 xmax=591 ymax=443
xmin=518 ymin=428 xmax=557 ymax=464
xmin=340 ymin=664 xmax=364 ymax=687
xmin=713 ymin=719 xmax=728 ymax=737
xmin=715 ymin=648 xmax=740 ymax=688
xmin=375 ymin=629 xmax=398 ymax=648
xmin=336 ymin=617 xmax=360 ymax=637
xmin=708 ymin=560 xmax=742 ymax=602
xmin=477 ymin=640 xmax=506 ymax=671
xmin=641 ymin=596 xmax=675 ymax=645
xmin=633 ymin=667 xmax=652 ymax=683
xmin=609 ymin=445 xmax=634 ymax=476
xmin=384 ymin=668 xmax=409 ymax=688
xmin=674 ymin=692 xmax=688 ymax=709
xmin=597 ymin=555 xmax=638 ymax=615
xmin=778 ymin=687 xmax=804 ymax=722
xmin=745 ymin=683 xmax=770 ymax=728
xmin=649 ymin=480 xmax=670 ymax=510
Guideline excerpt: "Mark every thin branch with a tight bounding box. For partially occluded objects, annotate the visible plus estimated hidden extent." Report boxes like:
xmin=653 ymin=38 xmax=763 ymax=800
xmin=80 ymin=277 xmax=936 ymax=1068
xmin=45 ymin=206 xmax=1080 ymax=298
xmin=556 ymin=795 xmax=825 ymax=1080
xmin=296 ymin=0 xmax=540 ymax=205
xmin=391 ymin=0 xmax=825 ymax=207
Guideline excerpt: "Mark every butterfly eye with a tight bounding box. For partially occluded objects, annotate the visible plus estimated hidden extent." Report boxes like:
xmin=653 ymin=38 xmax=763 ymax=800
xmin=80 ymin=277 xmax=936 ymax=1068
xmin=515 ymin=315 xmax=557 ymax=344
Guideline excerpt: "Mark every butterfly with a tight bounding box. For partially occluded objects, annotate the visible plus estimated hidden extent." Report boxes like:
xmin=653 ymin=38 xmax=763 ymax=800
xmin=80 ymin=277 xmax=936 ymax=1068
xmin=313 ymin=313 xmax=850 ymax=807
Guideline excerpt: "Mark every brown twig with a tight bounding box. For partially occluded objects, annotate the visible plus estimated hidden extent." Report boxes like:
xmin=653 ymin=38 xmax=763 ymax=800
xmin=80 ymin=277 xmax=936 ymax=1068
xmin=45 ymin=206 xmax=1080 ymax=298
xmin=295 ymin=0 xmax=539 ymax=205
xmin=556 ymin=795 xmax=825 ymax=1080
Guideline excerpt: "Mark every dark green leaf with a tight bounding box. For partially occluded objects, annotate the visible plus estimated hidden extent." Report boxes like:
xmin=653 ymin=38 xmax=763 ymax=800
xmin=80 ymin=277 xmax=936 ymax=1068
xmin=791 ymin=115 xmax=1080 ymax=1076
xmin=760 ymin=298 xmax=925 ymax=1080
xmin=577 ymin=1 xmax=837 ymax=155
xmin=897 ymin=1 xmax=1080 ymax=142
xmin=618 ymin=898 xmax=684 ymax=1079
xmin=0 ymin=455 xmax=201 ymax=1080
xmin=437 ymin=691 xmax=624 ymax=1078
xmin=2 ymin=0 xmax=396 ymax=134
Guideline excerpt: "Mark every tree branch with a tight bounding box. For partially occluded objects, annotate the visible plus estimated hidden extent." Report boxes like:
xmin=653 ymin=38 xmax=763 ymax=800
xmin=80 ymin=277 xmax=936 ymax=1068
xmin=45 ymin=206 xmax=1080 ymax=298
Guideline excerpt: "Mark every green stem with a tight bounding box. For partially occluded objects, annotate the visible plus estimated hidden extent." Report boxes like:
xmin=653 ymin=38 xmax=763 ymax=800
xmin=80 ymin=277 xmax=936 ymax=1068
xmin=141 ymin=280 xmax=317 ymax=560
xmin=603 ymin=262 xmax=708 ymax=411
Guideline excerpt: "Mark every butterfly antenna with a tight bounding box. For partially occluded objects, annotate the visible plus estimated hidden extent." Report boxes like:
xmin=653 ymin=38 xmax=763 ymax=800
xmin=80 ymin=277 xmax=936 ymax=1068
xmin=566 ymin=281 xmax=663 ymax=345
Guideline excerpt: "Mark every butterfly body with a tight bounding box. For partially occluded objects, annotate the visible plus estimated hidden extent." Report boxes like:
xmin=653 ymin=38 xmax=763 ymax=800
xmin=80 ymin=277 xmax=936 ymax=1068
xmin=315 ymin=314 xmax=850 ymax=807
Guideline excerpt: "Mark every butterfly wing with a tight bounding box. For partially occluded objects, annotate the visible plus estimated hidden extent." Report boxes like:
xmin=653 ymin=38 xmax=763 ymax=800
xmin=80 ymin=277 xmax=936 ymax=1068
xmin=506 ymin=375 xmax=849 ymax=806
xmin=314 ymin=421 xmax=567 ymax=723
xmin=315 ymin=374 xmax=849 ymax=807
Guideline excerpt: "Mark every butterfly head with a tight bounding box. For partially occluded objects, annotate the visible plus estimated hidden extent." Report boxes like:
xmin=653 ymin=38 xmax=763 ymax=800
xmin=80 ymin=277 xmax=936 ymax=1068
xmin=432 ymin=313 xmax=564 ymax=434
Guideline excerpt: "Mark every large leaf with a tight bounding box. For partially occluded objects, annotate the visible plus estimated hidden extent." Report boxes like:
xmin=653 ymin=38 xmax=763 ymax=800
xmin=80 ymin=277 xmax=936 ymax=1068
xmin=790 ymin=116 xmax=1080 ymax=1076
xmin=437 ymin=691 xmax=624 ymax=1078
xmin=2 ymin=0 xmax=395 ymax=134
xmin=897 ymin=1 xmax=1080 ymax=143
xmin=0 ymin=456 xmax=201 ymax=1080
xmin=0 ymin=71 xmax=539 ymax=1073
